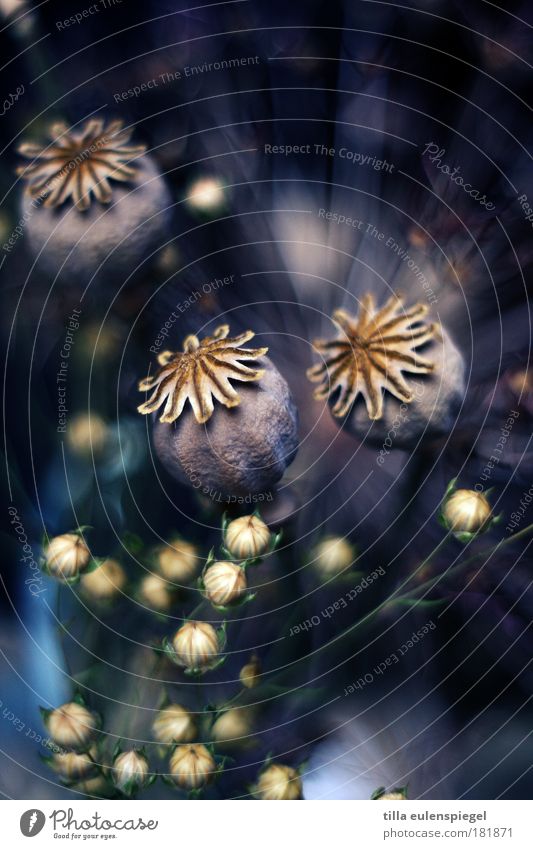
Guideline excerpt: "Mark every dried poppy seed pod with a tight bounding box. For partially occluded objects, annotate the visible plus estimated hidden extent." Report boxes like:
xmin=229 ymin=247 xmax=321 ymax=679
xmin=150 ymin=335 xmax=299 ymax=498
xmin=46 ymin=702 xmax=97 ymax=750
xmin=442 ymin=488 xmax=493 ymax=539
xmin=211 ymin=708 xmax=253 ymax=746
xmin=169 ymin=743 xmax=216 ymax=790
xmin=203 ymin=561 xmax=247 ymax=606
xmin=111 ymin=750 xmax=150 ymax=795
xmin=44 ymin=533 xmax=91 ymax=580
xmin=224 ymin=515 xmax=271 ymax=559
xmin=17 ymin=118 xmax=171 ymax=282
xmin=308 ymin=295 xmax=465 ymax=449
xmin=50 ymin=745 xmax=99 ymax=781
xmin=255 ymin=763 xmax=302 ymax=800
xmin=156 ymin=538 xmax=199 ymax=584
xmin=170 ymin=621 xmax=221 ymax=672
xmin=313 ymin=536 xmax=356 ymax=577
xmin=239 ymin=654 xmax=261 ymax=689
xmin=138 ymin=574 xmax=174 ymax=612
xmin=80 ymin=558 xmax=126 ymax=602
xmin=152 ymin=704 xmax=197 ymax=745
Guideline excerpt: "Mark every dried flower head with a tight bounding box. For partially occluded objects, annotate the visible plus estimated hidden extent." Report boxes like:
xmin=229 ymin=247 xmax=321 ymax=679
xmin=44 ymin=533 xmax=91 ymax=580
xmin=137 ymin=324 xmax=268 ymax=425
xmin=152 ymin=704 xmax=197 ymax=745
xmin=46 ymin=701 xmax=97 ymax=750
xmin=80 ymin=558 xmax=126 ymax=602
xmin=112 ymin=750 xmax=150 ymax=795
xmin=239 ymin=654 xmax=261 ymax=689
xmin=203 ymin=561 xmax=247 ymax=607
xmin=224 ymin=514 xmax=271 ymax=559
xmin=255 ymin=763 xmax=302 ymax=800
xmin=17 ymin=118 xmax=146 ymax=211
xmin=307 ymin=294 xmax=437 ymax=420
xmin=171 ymin=621 xmax=221 ymax=672
xmin=169 ymin=743 xmax=216 ymax=790
xmin=156 ymin=538 xmax=199 ymax=584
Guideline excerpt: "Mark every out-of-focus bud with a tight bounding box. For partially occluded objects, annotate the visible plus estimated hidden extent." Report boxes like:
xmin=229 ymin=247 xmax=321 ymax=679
xmin=70 ymin=775 xmax=110 ymax=797
xmin=44 ymin=533 xmax=91 ymax=580
xmin=112 ymin=750 xmax=150 ymax=795
xmin=224 ymin=515 xmax=271 ymax=559
xmin=441 ymin=487 xmax=493 ymax=539
xmin=138 ymin=574 xmax=174 ymax=612
xmin=239 ymin=654 xmax=261 ymax=689
xmin=313 ymin=536 xmax=356 ymax=577
xmin=46 ymin=702 xmax=97 ymax=750
xmin=152 ymin=704 xmax=197 ymax=745
xmin=156 ymin=538 xmax=199 ymax=584
xmin=66 ymin=413 xmax=108 ymax=458
xmin=50 ymin=745 xmax=98 ymax=780
xmin=203 ymin=561 xmax=247 ymax=606
xmin=169 ymin=743 xmax=216 ymax=790
xmin=80 ymin=558 xmax=126 ymax=602
xmin=211 ymin=708 xmax=253 ymax=746
xmin=372 ymin=785 xmax=408 ymax=800
xmin=254 ymin=763 xmax=302 ymax=800
xmin=170 ymin=621 xmax=221 ymax=672
xmin=187 ymin=177 xmax=225 ymax=214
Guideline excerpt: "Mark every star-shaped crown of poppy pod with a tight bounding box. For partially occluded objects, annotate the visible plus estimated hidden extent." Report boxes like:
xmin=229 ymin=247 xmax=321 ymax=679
xmin=137 ymin=325 xmax=268 ymax=425
xmin=307 ymin=293 xmax=437 ymax=421
xmin=16 ymin=118 xmax=146 ymax=211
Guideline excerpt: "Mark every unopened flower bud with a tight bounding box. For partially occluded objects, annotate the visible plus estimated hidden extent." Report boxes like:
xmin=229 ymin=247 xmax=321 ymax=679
xmin=157 ymin=538 xmax=199 ymax=584
xmin=171 ymin=621 xmax=220 ymax=672
xmin=313 ymin=536 xmax=355 ymax=576
xmin=45 ymin=534 xmax=91 ymax=580
xmin=442 ymin=489 xmax=492 ymax=536
xmin=138 ymin=574 xmax=174 ymax=611
xmin=71 ymin=775 xmax=109 ymax=797
xmin=211 ymin=708 xmax=253 ymax=746
xmin=46 ymin=702 xmax=97 ymax=750
xmin=372 ymin=786 xmax=408 ymax=800
xmin=169 ymin=743 xmax=215 ymax=790
xmin=225 ymin=515 xmax=271 ymax=559
xmin=203 ymin=561 xmax=247 ymax=606
xmin=112 ymin=750 xmax=150 ymax=795
xmin=66 ymin=413 xmax=108 ymax=457
xmin=80 ymin=558 xmax=126 ymax=602
xmin=239 ymin=654 xmax=261 ymax=689
xmin=50 ymin=745 xmax=98 ymax=780
xmin=255 ymin=763 xmax=302 ymax=800
xmin=152 ymin=704 xmax=197 ymax=745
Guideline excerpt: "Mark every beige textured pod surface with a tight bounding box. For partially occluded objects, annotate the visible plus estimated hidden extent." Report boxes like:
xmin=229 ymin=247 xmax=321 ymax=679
xmin=153 ymin=357 xmax=298 ymax=498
